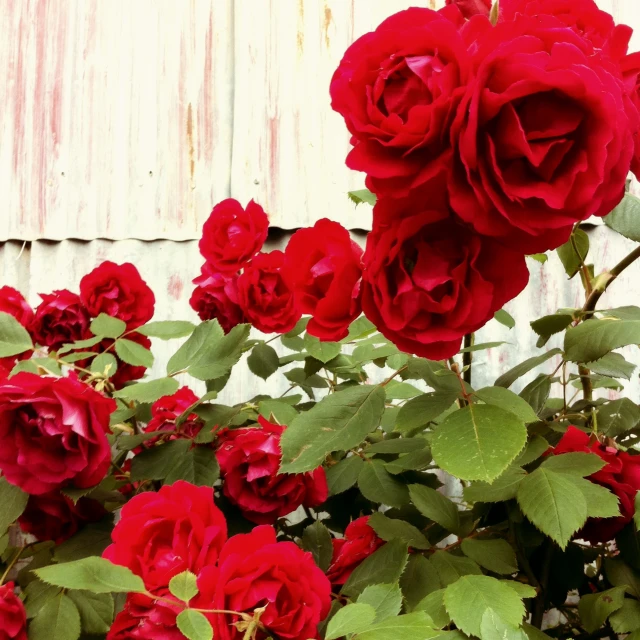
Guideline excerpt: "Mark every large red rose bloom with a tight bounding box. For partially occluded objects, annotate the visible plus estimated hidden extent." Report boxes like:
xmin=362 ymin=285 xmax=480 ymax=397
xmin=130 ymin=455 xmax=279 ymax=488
xmin=0 ymin=583 xmax=27 ymax=640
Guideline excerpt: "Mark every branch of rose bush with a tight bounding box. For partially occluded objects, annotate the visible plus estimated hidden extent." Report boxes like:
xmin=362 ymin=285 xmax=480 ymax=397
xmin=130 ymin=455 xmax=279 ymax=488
xmin=462 ymin=333 xmax=473 ymax=386
xmin=380 ymin=364 xmax=408 ymax=386
xmin=0 ymin=542 xmax=32 ymax=585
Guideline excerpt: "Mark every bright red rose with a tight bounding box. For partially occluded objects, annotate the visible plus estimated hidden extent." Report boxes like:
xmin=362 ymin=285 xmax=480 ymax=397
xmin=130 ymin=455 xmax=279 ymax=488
xmin=143 ymin=386 xmax=203 ymax=443
xmin=30 ymin=290 xmax=91 ymax=352
xmin=18 ymin=491 xmax=107 ymax=544
xmin=103 ymin=481 xmax=227 ymax=589
xmin=330 ymin=8 xmax=475 ymax=198
xmin=189 ymin=264 xmax=245 ymax=333
xmin=199 ymin=199 xmax=269 ymax=273
xmin=0 ymin=286 xmax=34 ymax=372
xmin=216 ymin=416 xmax=328 ymax=524
xmin=212 ymin=526 xmax=331 ymax=640
xmin=326 ymin=516 xmax=384 ymax=585
xmin=237 ymin=251 xmax=301 ymax=334
xmin=87 ymin=332 xmax=152 ymax=390
xmin=551 ymin=426 xmax=640 ymax=543
xmin=361 ymin=186 xmax=529 ymax=359
xmin=450 ymin=14 xmax=638 ymax=253
xmin=445 ymin=0 xmax=491 ymax=19
xmin=621 ymin=51 xmax=640 ymax=179
xmin=285 ymin=219 xmax=363 ymax=341
xmin=0 ymin=373 xmax=115 ymax=495
xmin=80 ymin=261 xmax=155 ymax=329
xmin=0 ymin=582 xmax=27 ymax=640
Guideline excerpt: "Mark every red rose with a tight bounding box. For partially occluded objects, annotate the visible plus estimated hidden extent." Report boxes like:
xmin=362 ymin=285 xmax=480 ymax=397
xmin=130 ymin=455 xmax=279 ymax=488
xmin=237 ymin=251 xmax=301 ymax=334
xmin=189 ymin=264 xmax=245 ymax=333
xmin=326 ymin=516 xmax=384 ymax=585
xmin=445 ymin=0 xmax=491 ymax=19
xmin=551 ymin=426 xmax=640 ymax=543
xmin=88 ymin=332 xmax=152 ymax=390
xmin=216 ymin=416 xmax=328 ymax=524
xmin=30 ymin=290 xmax=91 ymax=352
xmin=80 ymin=261 xmax=155 ymax=329
xmin=330 ymin=8 xmax=474 ymax=198
xmin=0 ymin=582 xmax=27 ymax=640
xmin=144 ymin=386 xmax=203 ymax=443
xmin=103 ymin=481 xmax=227 ymax=589
xmin=285 ymin=219 xmax=363 ymax=341
xmin=361 ymin=185 xmax=529 ymax=359
xmin=0 ymin=286 xmax=34 ymax=372
xmin=450 ymin=14 xmax=638 ymax=253
xmin=199 ymin=199 xmax=269 ymax=273
xmin=0 ymin=373 xmax=115 ymax=495
xmin=18 ymin=491 xmax=107 ymax=544
xmin=212 ymin=526 xmax=331 ymax=640
xmin=621 ymin=52 xmax=640 ymax=179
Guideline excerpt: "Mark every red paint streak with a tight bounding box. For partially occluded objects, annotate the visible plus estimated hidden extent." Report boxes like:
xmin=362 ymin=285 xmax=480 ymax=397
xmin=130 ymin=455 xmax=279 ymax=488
xmin=13 ymin=4 xmax=26 ymax=227
xmin=268 ymin=114 xmax=280 ymax=210
xmin=34 ymin=0 xmax=48 ymax=234
xmin=187 ymin=103 xmax=195 ymax=186
xmin=201 ymin=8 xmax=214 ymax=169
xmin=168 ymin=274 xmax=184 ymax=300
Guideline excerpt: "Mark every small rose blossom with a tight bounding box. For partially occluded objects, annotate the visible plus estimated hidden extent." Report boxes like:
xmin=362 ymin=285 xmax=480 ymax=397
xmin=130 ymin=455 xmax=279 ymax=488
xmin=217 ymin=416 xmax=328 ymax=524
xmin=285 ymin=219 xmax=363 ymax=341
xmin=143 ymin=386 xmax=203 ymax=443
xmin=0 ymin=582 xmax=27 ymax=640
xmin=199 ymin=199 xmax=269 ymax=273
xmin=0 ymin=373 xmax=115 ymax=495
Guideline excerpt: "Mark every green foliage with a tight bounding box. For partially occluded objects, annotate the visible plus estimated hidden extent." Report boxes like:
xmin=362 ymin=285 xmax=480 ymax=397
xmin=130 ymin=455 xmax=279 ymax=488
xmin=368 ymin=513 xmax=429 ymax=549
xmin=326 ymin=455 xmax=364 ymax=494
xmin=460 ymin=539 xmax=518 ymax=575
xmin=348 ymin=189 xmax=377 ymax=206
xmin=564 ymin=319 xmax=640 ymax=362
xmin=114 ymin=338 xmax=154 ymax=368
xmin=137 ymin=320 xmax=196 ymax=339
xmin=326 ymin=603 xmax=377 ymax=639
xmin=90 ymin=314 xmax=127 ymax=339
xmin=557 ymin=227 xmax=589 ymax=278
xmin=604 ymin=191 xmax=640 ymax=241
xmin=247 ymin=341 xmax=280 ymax=379
xmin=409 ymin=484 xmax=460 ymax=534
xmin=113 ymin=377 xmax=179 ymax=403
xmin=28 ymin=594 xmax=81 ymax=640
xmin=0 ymin=311 xmax=33 ymax=357
xmin=66 ymin=591 xmax=114 ymax=635
xmin=301 ymin=521 xmax=334 ymax=571
xmin=0 ymin=477 xmax=28 ymax=535
xmin=169 ymin=570 xmax=199 ymax=603
xmin=176 ymin=610 xmax=214 ymax=640
xmin=357 ymin=583 xmax=403 ymax=623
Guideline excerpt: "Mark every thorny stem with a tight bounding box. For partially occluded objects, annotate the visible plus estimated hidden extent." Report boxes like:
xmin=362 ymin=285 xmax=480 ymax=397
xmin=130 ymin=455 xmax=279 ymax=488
xmin=462 ymin=333 xmax=473 ymax=387
xmin=143 ymin=590 xmax=253 ymax=620
xmin=0 ymin=544 xmax=27 ymax=585
xmin=381 ymin=364 xmax=408 ymax=387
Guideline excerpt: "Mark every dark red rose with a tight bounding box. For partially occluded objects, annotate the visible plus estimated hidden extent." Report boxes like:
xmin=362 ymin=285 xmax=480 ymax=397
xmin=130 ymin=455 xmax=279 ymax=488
xmin=330 ymin=8 xmax=475 ymax=198
xmin=143 ymin=386 xmax=203 ymax=443
xmin=103 ymin=481 xmax=227 ymax=589
xmin=216 ymin=416 xmax=328 ymax=524
xmin=0 ymin=582 xmax=27 ymax=640
xmin=445 ymin=0 xmax=491 ymax=19
xmin=80 ymin=261 xmax=155 ymax=329
xmin=361 ymin=184 xmax=529 ymax=359
xmin=450 ymin=14 xmax=638 ymax=253
xmin=212 ymin=526 xmax=331 ymax=640
xmin=199 ymin=199 xmax=269 ymax=273
xmin=551 ymin=426 xmax=640 ymax=543
xmin=237 ymin=251 xmax=301 ymax=334
xmin=30 ymin=290 xmax=91 ymax=352
xmin=326 ymin=516 xmax=384 ymax=585
xmin=87 ymin=332 xmax=152 ymax=390
xmin=621 ymin=51 xmax=640 ymax=179
xmin=285 ymin=219 xmax=363 ymax=341
xmin=18 ymin=491 xmax=107 ymax=544
xmin=189 ymin=264 xmax=245 ymax=333
xmin=0 ymin=373 xmax=115 ymax=495
xmin=0 ymin=286 xmax=35 ymax=372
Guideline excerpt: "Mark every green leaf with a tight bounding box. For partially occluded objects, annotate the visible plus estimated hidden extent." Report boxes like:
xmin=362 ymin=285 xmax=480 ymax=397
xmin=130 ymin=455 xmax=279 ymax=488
xmin=167 ymin=321 xmax=219 ymax=374
xmin=247 ymin=342 xmax=280 ymax=380
xmin=115 ymin=338 xmax=154 ymax=368
xmin=326 ymin=603 xmax=377 ymax=639
xmin=24 ymin=581 xmax=62 ymax=619
xmin=90 ymin=314 xmax=126 ymax=339
xmin=54 ymin=523 xmax=113 ymax=563
xmin=431 ymin=405 xmax=527 ymax=482
xmin=383 ymin=381 xmax=422 ymax=400
xmin=528 ymin=253 xmax=548 ymax=263
xmin=90 ymin=352 xmax=118 ymax=378
xmin=459 ymin=341 xmax=507 ymax=353
xmin=567 ymin=477 xmax=620 ymax=518
xmin=480 ymin=609 xmax=528 ymax=640
xmin=368 ymin=438 xmax=427 ymax=455
xmin=395 ymin=393 xmax=458 ymax=434
xmin=461 ymin=539 xmax=518 ymax=575
xmin=29 ymin=594 xmax=81 ymax=640
xmin=502 ymin=581 xmax=536 ymax=599
xmin=517 ymin=468 xmax=587 ymax=549
xmin=304 ymin=334 xmax=342 ymax=363
xmin=66 ymin=591 xmax=114 ymax=634
xmin=357 ymin=584 xmax=403 ymax=623
xmin=518 ymin=375 xmax=551 ymax=415
xmin=57 ymin=336 xmax=103 ymax=355
xmin=301 ymin=521 xmax=334 ymax=572
xmin=385 ymin=449 xmax=433 ymax=475
xmin=137 ymin=320 xmax=196 ymax=339
xmin=409 ymin=484 xmax=460 ymax=534
xmin=530 ymin=314 xmax=574 ymax=339
xmin=164 ymin=446 xmax=220 ymax=486
xmin=415 ymin=589 xmax=450 ymax=629
xmin=587 ymin=352 xmax=636 ymax=380
xmin=113 ymin=377 xmax=179 ymax=403
xmin=326 ymin=456 xmax=364 ymax=495
xmin=578 ymin=586 xmax=626 ymax=633
xmin=430 ymin=551 xmax=482 ymax=587
xmin=495 ymin=349 xmax=562 ymax=388
xmin=0 ymin=477 xmax=28 ymax=534
xmin=280 ymin=385 xmax=386 ymax=473
xmin=188 ymin=323 xmax=251 ymax=381
xmin=609 ymin=598 xmax=640 ymax=634
xmin=358 ymin=460 xmax=409 ymax=508
xmin=348 ymin=189 xmax=377 ymax=206
xmin=342 ymin=540 xmax=409 ymax=598
xmin=541 ymin=452 xmax=605 ymax=476
xmin=176 ymin=609 xmax=214 ymax=640
xmin=604 ymin=191 xmax=640 ymax=241
xmin=443 ymin=575 xmax=525 ymax=637
xmin=514 ymin=436 xmax=549 ymax=466
xmin=556 ymin=228 xmax=589 ymax=278
xmin=464 ymin=467 xmax=526 ymax=503
xmin=495 ymin=310 xmax=515 ymax=329
xmin=34 ymin=557 xmax=146 ymax=594
xmin=169 ymin=570 xmax=199 ymax=603
xmin=368 ymin=513 xmax=430 ymax=550
xmin=564 ymin=319 xmax=640 ymax=363
xmin=599 ymin=398 xmax=640 ymax=437
xmin=474 ymin=387 xmax=538 ymax=424
xmin=0 ymin=311 xmax=33 ymax=357
xmin=258 ymin=399 xmax=297 ymax=425
xmin=522 ymin=623 xmax=553 ymax=639
xmin=400 ymin=555 xmax=441 ymax=612
xmin=606 ymin=557 xmax=640 ymax=598
xmin=356 ymin=612 xmax=440 ymax=639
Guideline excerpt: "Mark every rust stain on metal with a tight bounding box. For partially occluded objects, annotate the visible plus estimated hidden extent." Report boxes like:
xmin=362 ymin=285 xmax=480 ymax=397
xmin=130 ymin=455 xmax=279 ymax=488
xmin=187 ymin=103 xmax=195 ymax=189
xmin=323 ymin=5 xmax=332 ymax=48
xmin=168 ymin=274 xmax=184 ymax=300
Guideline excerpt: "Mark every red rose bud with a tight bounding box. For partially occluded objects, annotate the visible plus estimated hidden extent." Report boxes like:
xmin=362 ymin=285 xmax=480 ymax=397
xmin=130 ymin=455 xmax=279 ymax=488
xmin=445 ymin=0 xmax=491 ymax=18
xmin=285 ymin=218 xmax=363 ymax=341
xmin=30 ymin=289 xmax=91 ymax=352
xmin=326 ymin=516 xmax=384 ymax=585
xmin=551 ymin=426 xmax=640 ymax=543
xmin=103 ymin=481 xmax=227 ymax=590
xmin=0 ymin=582 xmax=27 ymax=640
xmin=199 ymin=199 xmax=269 ymax=273
xmin=237 ymin=251 xmax=302 ymax=334
xmin=143 ymin=386 xmax=203 ymax=443
xmin=216 ymin=416 xmax=328 ymax=524
xmin=211 ymin=526 xmax=331 ymax=640
xmin=80 ymin=261 xmax=155 ymax=329
xmin=0 ymin=373 xmax=115 ymax=495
